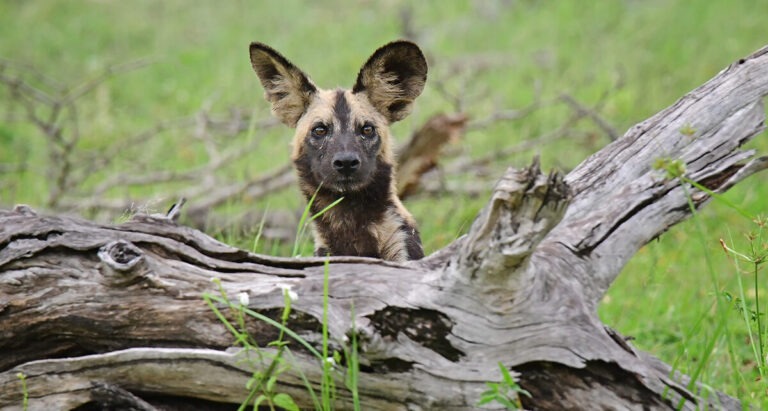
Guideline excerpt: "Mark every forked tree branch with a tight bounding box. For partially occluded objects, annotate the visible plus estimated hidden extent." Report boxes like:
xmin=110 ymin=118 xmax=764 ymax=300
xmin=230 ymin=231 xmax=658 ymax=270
xmin=544 ymin=47 xmax=768 ymax=302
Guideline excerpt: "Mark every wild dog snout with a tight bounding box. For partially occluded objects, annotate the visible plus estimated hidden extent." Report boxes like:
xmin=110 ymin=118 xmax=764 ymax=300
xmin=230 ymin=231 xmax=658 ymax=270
xmin=332 ymin=152 xmax=361 ymax=176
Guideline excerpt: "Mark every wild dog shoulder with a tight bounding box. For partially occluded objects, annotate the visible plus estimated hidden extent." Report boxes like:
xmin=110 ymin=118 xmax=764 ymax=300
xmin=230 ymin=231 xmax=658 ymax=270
xmin=370 ymin=203 xmax=424 ymax=262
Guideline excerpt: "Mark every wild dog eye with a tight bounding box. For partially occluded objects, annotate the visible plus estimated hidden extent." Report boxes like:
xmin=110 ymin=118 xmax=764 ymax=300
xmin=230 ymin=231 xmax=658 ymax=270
xmin=360 ymin=124 xmax=375 ymax=139
xmin=311 ymin=125 xmax=329 ymax=139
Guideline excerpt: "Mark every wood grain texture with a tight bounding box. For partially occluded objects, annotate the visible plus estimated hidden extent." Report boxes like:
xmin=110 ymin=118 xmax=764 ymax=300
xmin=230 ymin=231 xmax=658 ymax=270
xmin=2 ymin=45 xmax=768 ymax=410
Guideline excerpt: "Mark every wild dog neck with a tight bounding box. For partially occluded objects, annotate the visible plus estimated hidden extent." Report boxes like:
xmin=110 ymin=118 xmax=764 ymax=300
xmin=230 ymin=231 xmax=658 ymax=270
xmin=294 ymin=165 xmax=421 ymax=261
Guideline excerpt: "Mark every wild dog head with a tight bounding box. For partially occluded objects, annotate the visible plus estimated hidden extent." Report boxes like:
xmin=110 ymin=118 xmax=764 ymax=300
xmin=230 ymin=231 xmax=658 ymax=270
xmin=249 ymin=41 xmax=427 ymax=194
xmin=249 ymin=41 xmax=427 ymax=261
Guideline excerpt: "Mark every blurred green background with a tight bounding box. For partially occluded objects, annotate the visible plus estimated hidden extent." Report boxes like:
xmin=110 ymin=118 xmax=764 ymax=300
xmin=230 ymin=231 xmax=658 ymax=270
xmin=1 ymin=0 xmax=767 ymax=406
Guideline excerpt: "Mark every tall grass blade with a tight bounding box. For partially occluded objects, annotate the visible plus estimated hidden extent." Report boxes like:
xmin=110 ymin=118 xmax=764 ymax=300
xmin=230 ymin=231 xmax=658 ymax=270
xmin=292 ymin=184 xmax=344 ymax=257
xmin=321 ymin=257 xmax=334 ymax=410
xmin=252 ymin=203 xmax=270 ymax=253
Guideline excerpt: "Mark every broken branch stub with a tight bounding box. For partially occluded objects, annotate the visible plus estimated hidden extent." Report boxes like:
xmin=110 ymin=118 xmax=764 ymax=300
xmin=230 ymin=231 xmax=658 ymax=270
xmin=458 ymin=158 xmax=569 ymax=287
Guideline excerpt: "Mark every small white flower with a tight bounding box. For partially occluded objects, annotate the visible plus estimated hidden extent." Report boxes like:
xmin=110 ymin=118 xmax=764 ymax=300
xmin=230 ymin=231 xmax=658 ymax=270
xmin=279 ymin=285 xmax=299 ymax=302
xmin=237 ymin=292 xmax=249 ymax=307
xmin=325 ymin=357 xmax=336 ymax=366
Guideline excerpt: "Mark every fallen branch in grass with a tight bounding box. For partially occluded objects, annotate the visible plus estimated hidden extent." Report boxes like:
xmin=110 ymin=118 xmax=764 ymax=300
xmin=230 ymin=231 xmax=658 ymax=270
xmin=559 ymin=92 xmax=620 ymax=141
xmin=396 ymin=113 xmax=468 ymax=199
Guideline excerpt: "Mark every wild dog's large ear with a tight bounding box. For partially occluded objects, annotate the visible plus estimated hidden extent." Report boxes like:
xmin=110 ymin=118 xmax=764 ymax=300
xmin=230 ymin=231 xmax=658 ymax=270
xmin=249 ymin=42 xmax=317 ymax=127
xmin=353 ymin=41 xmax=427 ymax=123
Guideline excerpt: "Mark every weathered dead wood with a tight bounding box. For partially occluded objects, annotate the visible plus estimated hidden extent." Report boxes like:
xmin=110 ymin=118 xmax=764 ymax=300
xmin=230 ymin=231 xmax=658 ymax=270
xmin=396 ymin=113 xmax=468 ymax=199
xmin=2 ymin=45 xmax=768 ymax=410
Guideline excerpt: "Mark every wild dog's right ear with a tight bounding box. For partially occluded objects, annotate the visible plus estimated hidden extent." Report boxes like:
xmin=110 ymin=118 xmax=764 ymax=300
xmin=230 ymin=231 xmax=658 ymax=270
xmin=353 ymin=41 xmax=428 ymax=123
xmin=249 ymin=42 xmax=317 ymax=127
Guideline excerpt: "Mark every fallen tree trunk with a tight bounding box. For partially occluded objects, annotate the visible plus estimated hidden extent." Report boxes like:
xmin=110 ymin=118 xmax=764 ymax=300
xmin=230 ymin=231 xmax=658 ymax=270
xmin=1 ymin=45 xmax=768 ymax=410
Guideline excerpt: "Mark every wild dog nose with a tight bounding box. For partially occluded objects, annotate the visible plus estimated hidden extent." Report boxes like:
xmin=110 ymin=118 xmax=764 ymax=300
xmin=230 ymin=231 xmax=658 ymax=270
xmin=332 ymin=152 xmax=361 ymax=176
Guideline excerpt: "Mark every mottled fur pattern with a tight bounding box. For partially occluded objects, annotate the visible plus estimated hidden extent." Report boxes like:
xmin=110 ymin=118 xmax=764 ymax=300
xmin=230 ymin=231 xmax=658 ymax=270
xmin=249 ymin=41 xmax=427 ymax=261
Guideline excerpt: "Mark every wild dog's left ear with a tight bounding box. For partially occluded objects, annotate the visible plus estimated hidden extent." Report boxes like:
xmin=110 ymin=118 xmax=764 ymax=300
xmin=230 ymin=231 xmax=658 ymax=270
xmin=353 ymin=41 xmax=427 ymax=123
xmin=250 ymin=42 xmax=317 ymax=127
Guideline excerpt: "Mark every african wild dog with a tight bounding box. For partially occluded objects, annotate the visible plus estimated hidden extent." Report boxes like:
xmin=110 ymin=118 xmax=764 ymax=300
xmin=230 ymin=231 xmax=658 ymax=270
xmin=249 ymin=41 xmax=427 ymax=261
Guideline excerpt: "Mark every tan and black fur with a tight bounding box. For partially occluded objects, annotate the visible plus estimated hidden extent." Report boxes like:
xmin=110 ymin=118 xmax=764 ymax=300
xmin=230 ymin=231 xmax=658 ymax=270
xmin=249 ymin=41 xmax=427 ymax=261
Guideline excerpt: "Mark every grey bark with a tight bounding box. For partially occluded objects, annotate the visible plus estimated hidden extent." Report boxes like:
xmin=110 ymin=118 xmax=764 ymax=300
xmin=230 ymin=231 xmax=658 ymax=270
xmin=2 ymin=45 xmax=768 ymax=410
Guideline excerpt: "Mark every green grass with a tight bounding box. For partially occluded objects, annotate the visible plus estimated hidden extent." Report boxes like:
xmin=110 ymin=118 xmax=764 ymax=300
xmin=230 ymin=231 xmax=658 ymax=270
xmin=2 ymin=0 xmax=768 ymax=407
xmin=204 ymin=280 xmax=319 ymax=410
xmin=204 ymin=260 xmax=361 ymax=410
